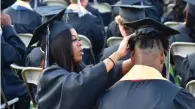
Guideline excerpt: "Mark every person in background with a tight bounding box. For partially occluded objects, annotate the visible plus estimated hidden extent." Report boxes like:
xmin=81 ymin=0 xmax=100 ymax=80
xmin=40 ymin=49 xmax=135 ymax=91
xmin=170 ymin=0 xmax=195 ymax=43
xmin=180 ymin=53 xmax=195 ymax=88
xmin=1 ymin=0 xmax=30 ymax=109
xmin=66 ymin=0 xmax=104 ymax=26
xmin=97 ymin=18 xmax=195 ymax=109
xmin=101 ymin=0 xmax=150 ymax=61
xmin=35 ymin=9 xmax=133 ymax=109
xmin=3 ymin=0 xmax=42 ymax=34
xmin=66 ymin=0 xmax=105 ymax=64
xmin=107 ymin=0 xmax=163 ymax=39
xmin=169 ymin=0 xmax=195 ymax=81
xmin=163 ymin=0 xmax=186 ymax=22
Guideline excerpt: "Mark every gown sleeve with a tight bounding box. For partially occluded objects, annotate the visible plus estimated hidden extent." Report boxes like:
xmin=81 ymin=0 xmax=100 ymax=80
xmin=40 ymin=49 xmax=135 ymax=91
xmin=1 ymin=25 xmax=26 ymax=68
xmin=174 ymin=89 xmax=195 ymax=109
xmin=61 ymin=61 xmax=123 ymax=108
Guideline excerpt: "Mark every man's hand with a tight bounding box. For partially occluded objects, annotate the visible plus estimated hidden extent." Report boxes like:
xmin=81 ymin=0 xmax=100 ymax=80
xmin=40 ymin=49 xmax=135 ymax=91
xmin=1 ymin=13 xmax=11 ymax=26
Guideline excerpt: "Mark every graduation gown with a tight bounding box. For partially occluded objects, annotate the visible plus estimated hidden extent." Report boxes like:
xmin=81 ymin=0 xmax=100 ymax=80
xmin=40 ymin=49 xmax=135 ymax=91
xmin=1 ymin=25 xmax=29 ymax=100
xmin=3 ymin=3 xmax=42 ymax=34
xmin=107 ymin=21 xmax=122 ymax=38
xmin=36 ymin=61 xmax=123 ymax=109
xmin=97 ymin=65 xmax=195 ymax=109
xmin=100 ymin=44 xmax=130 ymax=61
xmin=86 ymin=4 xmax=104 ymax=27
xmin=169 ymin=23 xmax=195 ymax=44
xmin=180 ymin=53 xmax=195 ymax=87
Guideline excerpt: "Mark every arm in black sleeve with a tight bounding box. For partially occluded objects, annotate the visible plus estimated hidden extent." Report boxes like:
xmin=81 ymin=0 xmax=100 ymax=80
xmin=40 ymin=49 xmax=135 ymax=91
xmin=1 ymin=25 xmax=26 ymax=68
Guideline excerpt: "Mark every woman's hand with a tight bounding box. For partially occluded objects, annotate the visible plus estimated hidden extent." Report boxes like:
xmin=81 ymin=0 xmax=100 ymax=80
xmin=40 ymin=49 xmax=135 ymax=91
xmin=116 ymin=35 xmax=132 ymax=58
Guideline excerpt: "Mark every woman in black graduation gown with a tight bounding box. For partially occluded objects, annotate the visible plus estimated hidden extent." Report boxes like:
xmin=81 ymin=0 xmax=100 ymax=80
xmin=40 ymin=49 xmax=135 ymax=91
xmin=36 ymin=10 xmax=133 ymax=109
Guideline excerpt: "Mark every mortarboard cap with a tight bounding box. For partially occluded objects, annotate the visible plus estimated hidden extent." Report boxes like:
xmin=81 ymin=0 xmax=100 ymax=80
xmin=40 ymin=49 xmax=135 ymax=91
xmin=34 ymin=6 xmax=66 ymax=17
xmin=126 ymin=18 xmax=180 ymax=51
xmin=112 ymin=0 xmax=151 ymax=23
xmin=112 ymin=0 xmax=151 ymax=8
xmin=1 ymin=0 xmax=16 ymax=10
xmin=28 ymin=9 xmax=72 ymax=47
xmin=126 ymin=18 xmax=180 ymax=37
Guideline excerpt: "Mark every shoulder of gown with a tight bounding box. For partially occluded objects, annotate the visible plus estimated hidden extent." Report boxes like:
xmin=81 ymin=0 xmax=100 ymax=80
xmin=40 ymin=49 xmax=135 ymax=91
xmin=37 ymin=61 xmax=123 ymax=109
xmin=174 ymin=88 xmax=195 ymax=109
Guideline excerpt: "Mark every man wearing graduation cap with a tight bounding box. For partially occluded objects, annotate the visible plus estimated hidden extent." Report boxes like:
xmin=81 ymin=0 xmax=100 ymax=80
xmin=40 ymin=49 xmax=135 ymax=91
xmin=1 ymin=0 xmax=30 ymax=108
xmin=101 ymin=0 xmax=151 ymax=61
xmin=97 ymin=18 xmax=195 ymax=109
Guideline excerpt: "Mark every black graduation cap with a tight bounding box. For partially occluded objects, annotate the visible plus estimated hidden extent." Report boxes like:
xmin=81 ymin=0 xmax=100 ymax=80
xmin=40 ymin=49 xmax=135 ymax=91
xmin=126 ymin=18 xmax=180 ymax=51
xmin=1 ymin=0 xmax=16 ymax=10
xmin=113 ymin=0 xmax=151 ymax=8
xmin=126 ymin=18 xmax=180 ymax=37
xmin=28 ymin=9 xmax=71 ymax=47
xmin=28 ymin=9 xmax=72 ymax=67
xmin=112 ymin=0 xmax=151 ymax=23
xmin=34 ymin=6 xmax=66 ymax=17
xmin=184 ymin=0 xmax=195 ymax=16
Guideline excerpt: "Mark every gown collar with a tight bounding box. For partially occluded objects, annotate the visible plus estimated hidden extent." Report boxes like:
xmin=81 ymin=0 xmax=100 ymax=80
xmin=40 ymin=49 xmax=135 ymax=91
xmin=11 ymin=1 xmax=33 ymax=11
xmin=119 ymin=65 xmax=168 ymax=81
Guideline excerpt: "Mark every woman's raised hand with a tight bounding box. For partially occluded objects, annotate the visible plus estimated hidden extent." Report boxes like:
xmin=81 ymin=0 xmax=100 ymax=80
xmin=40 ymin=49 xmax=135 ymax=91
xmin=116 ymin=34 xmax=132 ymax=58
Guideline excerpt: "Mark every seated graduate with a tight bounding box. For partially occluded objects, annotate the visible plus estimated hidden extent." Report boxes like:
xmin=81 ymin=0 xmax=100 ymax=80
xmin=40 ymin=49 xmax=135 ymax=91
xmin=169 ymin=0 xmax=195 ymax=82
xmin=170 ymin=0 xmax=195 ymax=43
xmin=35 ymin=9 xmax=133 ymax=109
xmin=179 ymin=53 xmax=195 ymax=87
xmin=101 ymin=0 xmax=151 ymax=61
xmin=66 ymin=0 xmax=105 ymax=63
xmin=107 ymin=0 xmax=162 ymax=38
xmin=3 ymin=0 xmax=42 ymax=34
xmin=97 ymin=18 xmax=195 ymax=109
xmin=1 ymin=0 xmax=30 ymax=108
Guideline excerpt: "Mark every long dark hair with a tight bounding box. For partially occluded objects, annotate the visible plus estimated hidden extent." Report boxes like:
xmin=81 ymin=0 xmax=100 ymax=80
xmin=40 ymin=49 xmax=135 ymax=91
xmin=48 ymin=29 xmax=82 ymax=72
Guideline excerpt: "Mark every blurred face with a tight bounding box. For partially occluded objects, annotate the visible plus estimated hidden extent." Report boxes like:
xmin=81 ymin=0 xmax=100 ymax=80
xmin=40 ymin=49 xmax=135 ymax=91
xmin=81 ymin=0 xmax=88 ymax=7
xmin=70 ymin=28 xmax=83 ymax=63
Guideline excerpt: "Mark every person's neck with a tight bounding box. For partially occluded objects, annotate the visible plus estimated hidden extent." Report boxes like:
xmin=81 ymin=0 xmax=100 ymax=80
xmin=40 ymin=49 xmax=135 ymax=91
xmin=135 ymin=62 xmax=161 ymax=73
xmin=21 ymin=0 xmax=30 ymax=3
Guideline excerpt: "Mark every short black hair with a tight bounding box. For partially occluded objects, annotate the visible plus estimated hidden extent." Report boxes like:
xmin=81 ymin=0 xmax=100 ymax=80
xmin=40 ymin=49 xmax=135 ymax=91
xmin=128 ymin=27 xmax=169 ymax=54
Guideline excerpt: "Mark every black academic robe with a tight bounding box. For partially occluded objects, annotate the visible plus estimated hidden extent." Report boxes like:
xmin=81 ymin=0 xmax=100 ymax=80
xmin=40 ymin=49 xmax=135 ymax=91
xmin=36 ymin=61 xmax=123 ymax=109
xmin=66 ymin=13 xmax=105 ymax=62
xmin=169 ymin=23 xmax=195 ymax=44
xmin=98 ymin=80 xmax=195 ymax=109
xmin=3 ymin=6 xmax=42 ymax=34
xmin=1 ymin=25 xmax=30 ymax=108
xmin=107 ymin=21 xmax=122 ymax=38
xmin=180 ymin=53 xmax=195 ymax=87
xmin=86 ymin=4 xmax=104 ymax=27
xmin=100 ymin=44 xmax=130 ymax=61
